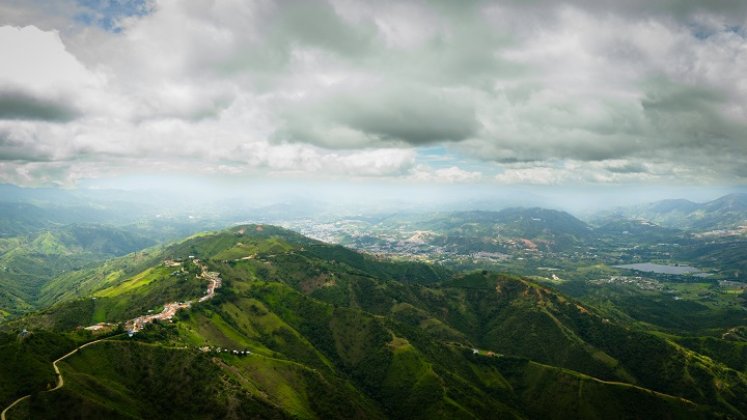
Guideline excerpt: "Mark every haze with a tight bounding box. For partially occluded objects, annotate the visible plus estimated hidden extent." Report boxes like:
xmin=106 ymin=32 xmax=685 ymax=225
xmin=2 ymin=0 xmax=747 ymax=211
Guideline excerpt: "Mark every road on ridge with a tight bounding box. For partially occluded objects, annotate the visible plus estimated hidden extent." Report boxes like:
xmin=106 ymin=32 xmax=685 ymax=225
xmin=2 ymin=259 xmax=223 ymax=420
xmin=1 ymin=334 xmax=125 ymax=420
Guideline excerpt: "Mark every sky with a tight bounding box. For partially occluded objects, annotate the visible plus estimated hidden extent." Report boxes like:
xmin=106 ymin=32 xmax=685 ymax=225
xmin=1 ymin=0 xmax=747 ymax=198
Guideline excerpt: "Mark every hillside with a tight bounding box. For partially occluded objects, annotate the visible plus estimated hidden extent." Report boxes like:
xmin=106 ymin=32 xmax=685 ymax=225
xmin=603 ymin=193 xmax=747 ymax=231
xmin=0 ymin=201 xmax=146 ymax=239
xmin=2 ymin=225 xmax=746 ymax=418
xmin=594 ymin=219 xmax=686 ymax=244
xmin=0 ymin=225 xmax=157 ymax=320
xmin=407 ymin=208 xmax=593 ymax=253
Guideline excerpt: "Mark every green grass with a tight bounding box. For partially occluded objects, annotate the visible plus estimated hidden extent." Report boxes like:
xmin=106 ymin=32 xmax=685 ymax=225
xmin=489 ymin=356 xmax=704 ymax=419
xmin=0 ymin=224 xmax=157 ymax=318
xmin=0 ymin=330 xmax=76 ymax=409
xmin=21 ymin=340 xmax=287 ymax=419
xmin=94 ymin=267 xmax=166 ymax=298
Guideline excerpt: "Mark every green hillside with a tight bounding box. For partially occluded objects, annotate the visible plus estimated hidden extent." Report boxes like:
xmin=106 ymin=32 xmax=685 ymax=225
xmin=418 ymin=208 xmax=592 ymax=253
xmin=0 ymin=330 xmax=78 ymax=409
xmin=2 ymin=225 xmax=746 ymax=418
xmin=0 ymin=225 xmax=156 ymax=320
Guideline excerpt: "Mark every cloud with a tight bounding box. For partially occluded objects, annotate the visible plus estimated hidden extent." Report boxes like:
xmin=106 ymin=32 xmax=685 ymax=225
xmin=0 ymin=1 xmax=80 ymax=32
xmin=410 ymin=165 xmax=483 ymax=183
xmin=0 ymin=89 xmax=79 ymax=122
xmin=456 ymin=6 xmax=747 ymax=175
xmin=1 ymin=1 xmax=747 ymax=186
xmin=243 ymin=143 xmax=416 ymax=177
xmin=493 ymin=159 xmax=715 ymax=185
xmin=275 ymin=83 xmax=479 ymax=148
xmin=0 ymin=25 xmax=101 ymax=124
xmin=0 ymin=25 xmax=95 ymax=90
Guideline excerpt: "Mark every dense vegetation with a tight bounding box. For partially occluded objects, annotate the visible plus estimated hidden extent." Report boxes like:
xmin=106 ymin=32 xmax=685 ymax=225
xmin=3 ymin=225 xmax=746 ymax=418
xmin=0 ymin=330 xmax=76 ymax=408
xmin=0 ymin=224 xmax=157 ymax=319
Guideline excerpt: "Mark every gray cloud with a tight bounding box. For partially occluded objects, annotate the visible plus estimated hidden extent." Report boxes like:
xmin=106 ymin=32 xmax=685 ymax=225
xmin=603 ymin=161 xmax=647 ymax=174
xmin=0 ymin=127 xmax=52 ymax=161
xmin=275 ymin=84 xmax=479 ymax=148
xmin=487 ymin=0 xmax=747 ymax=24
xmin=0 ymin=89 xmax=79 ymax=122
xmin=334 ymin=87 xmax=479 ymax=145
xmin=275 ymin=0 xmax=375 ymax=56
xmin=641 ymin=80 xmax=744 ymax=148
xmin=2 ymin=0 xmax=747 ymax=186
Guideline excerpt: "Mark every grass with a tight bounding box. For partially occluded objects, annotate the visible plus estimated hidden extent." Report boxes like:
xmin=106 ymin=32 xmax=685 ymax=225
xmin=25 ymin=340 xmax=286 ymax=419
xmin=94 ymin=267 xmax=163 ymax=298
xmin=0 ymin=330 xmax=75 ymax=409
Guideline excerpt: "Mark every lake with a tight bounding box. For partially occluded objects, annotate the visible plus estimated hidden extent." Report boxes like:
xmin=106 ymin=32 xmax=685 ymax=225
xmin=614 ymin=263 xmax=701 ymax=275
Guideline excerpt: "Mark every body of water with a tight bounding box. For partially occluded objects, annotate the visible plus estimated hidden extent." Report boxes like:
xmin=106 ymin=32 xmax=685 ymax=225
xmin=614 ymin=263 xmax=701 ymax=275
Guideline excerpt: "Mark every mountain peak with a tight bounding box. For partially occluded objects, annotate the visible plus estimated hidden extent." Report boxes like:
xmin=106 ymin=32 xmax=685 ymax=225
xmin=705 ymin=193 xmax=747 ymax=211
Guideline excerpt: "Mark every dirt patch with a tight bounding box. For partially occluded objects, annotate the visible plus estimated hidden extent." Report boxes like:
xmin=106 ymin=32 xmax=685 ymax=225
xmin=299 ymin=274 xmax=336 ymax=294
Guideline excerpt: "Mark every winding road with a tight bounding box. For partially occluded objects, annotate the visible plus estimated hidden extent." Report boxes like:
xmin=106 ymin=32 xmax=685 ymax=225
xmin=0 ymin=396 xmax=28 ymax=420
xmin=2 ymin=258 xmax=223 ymax=420
xmin=124 ymin=259 xmax=221 ymax=334
xmin=1 ymin=334 xmax=124 ymax=420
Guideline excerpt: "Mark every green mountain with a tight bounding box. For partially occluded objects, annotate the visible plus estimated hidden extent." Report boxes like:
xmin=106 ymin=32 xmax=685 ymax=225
xmin=0 ymin=201 xmax=146 ymax=239
xmin=0 ymin=225 xmax=156 ymax=320
xmin=409 ymin=208 xmax=593 ymax=253
xmin=594 ymin=219 xmax=686 ymax=244
xmin=3 ymin=225 xmax=746 ymax=418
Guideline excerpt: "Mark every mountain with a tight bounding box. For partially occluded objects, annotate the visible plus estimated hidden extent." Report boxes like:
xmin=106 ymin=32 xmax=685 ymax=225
xmin=648 ymin=198 xmax=701 ymax=214
xmin=594 ymin=219 xmax=687 ymax=245
xmin=3 ymin=225 xmax=747 ymax=418
xmin=0 ymin=201 xmax=145 ymax=239
xmin=602 ymin=193 xmax=747 ymax=231
xmin=0 ymin=225 xmax=157 ymax=320
xmin=409 ymin=208 xmax=593 ymax=253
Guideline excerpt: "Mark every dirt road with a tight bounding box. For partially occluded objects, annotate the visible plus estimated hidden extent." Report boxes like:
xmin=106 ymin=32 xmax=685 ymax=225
xmin=2 ymin=259 xmax=224 ymax=419
xmin=1 ymin=334 xmax=124 ymax=420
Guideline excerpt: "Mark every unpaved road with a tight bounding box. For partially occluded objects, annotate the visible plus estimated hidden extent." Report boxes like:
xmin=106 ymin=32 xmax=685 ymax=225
xmin=1 ymin=334 xmax=124 ymax=420
xmin=2 ymin=259 xmax=224 ymax=419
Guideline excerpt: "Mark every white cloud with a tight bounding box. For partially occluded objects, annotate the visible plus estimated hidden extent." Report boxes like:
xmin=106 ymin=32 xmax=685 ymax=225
xmin=494 ymin=159 xmax=720 ymax=185
xmin=0 ymin=25 xmax=96 ymax=91
xmin=410 ymin=165 xmax=483 ymax=183
xmin=1 ymin=1 xmax=747 ymax=186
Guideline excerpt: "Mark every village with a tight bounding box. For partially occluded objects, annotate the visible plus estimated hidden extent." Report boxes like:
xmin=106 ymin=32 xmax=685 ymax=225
xmin=85 ymin=257 xmax=223 ymax=336
xmin=589 ymin=275 xmax=664 ymax=291
xmin=199 ymin=346 xmax=252 ymax=356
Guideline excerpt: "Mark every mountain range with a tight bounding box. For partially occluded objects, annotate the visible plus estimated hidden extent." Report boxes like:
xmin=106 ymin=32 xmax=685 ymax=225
xmin=600 ymin=193 xmax=747 ymax=231
xmin=2 ymin=225 xmax=747 ymax=419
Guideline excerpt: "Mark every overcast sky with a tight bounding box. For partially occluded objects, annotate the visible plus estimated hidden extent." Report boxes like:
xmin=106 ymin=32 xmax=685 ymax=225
xmin=1 ymin=0 xmax=747 ymax=190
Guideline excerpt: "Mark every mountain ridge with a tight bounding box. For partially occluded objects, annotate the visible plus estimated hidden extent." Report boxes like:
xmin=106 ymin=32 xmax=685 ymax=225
xmin=600 ymin=193 xmax=747 ymax=230
xmin=2 ymin=224 xmax=745 ymax=418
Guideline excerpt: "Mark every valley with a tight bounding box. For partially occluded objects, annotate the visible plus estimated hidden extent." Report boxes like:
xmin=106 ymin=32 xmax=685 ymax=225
xmin=279 ymin=199 xmax=747 ymax=339
xmin=0 ymin=193 xmax=746 ymax=418
xmin=5 ymin=2 xmax=747 ymax=418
